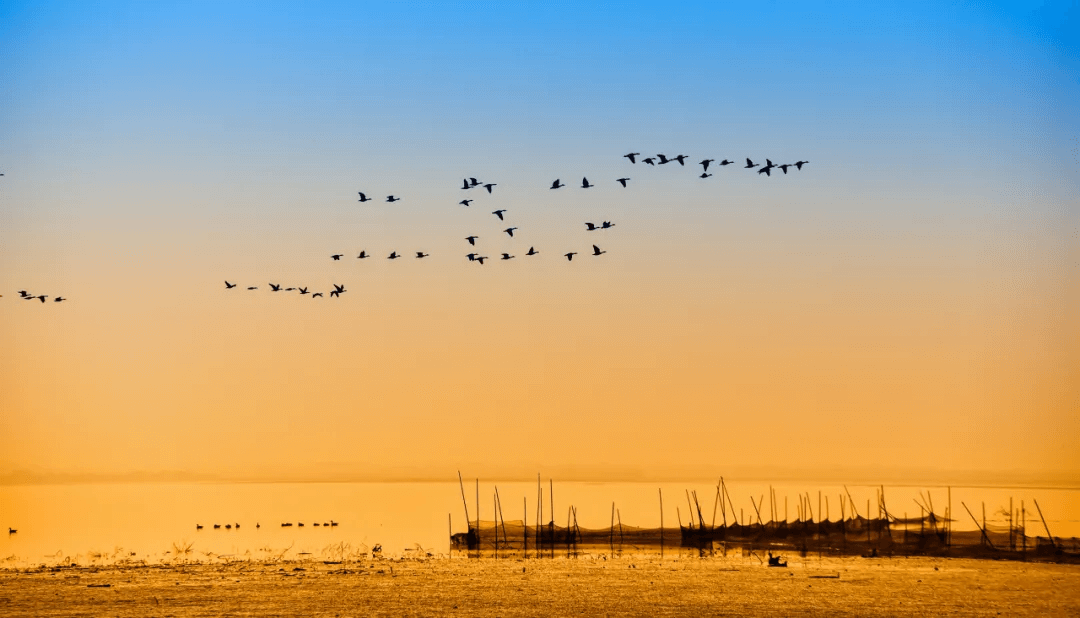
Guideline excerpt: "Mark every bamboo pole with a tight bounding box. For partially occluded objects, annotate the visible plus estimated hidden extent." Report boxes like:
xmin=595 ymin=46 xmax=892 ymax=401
xmin=659 ymin=488 xmax=664 ymax=560
xmin=476 ymin=478 xmax=480 ymax=559
xmin=617 ymin=508 xmax=624 ymax=550
xmin=494 ymin=492 xmax=499 ymax=559
xmin=1033 ymin=499 xmax=1056 ymax=550
xmin=712 ymin=481 xmax=721 ymax=528
xmin=524 ymin=496 xmax=528 ymax=559
xmin=947 ymin=487 xmax=952 ymax=548
xmin=961 ymin=501 xmax=995 ymax=549
xmin=610 ymin=502 xmax=615 ymax=559
xmin=457 ymin=471 xmax=471 ymax=538
xmin=449 ymin=513 xmax=452 ymax=557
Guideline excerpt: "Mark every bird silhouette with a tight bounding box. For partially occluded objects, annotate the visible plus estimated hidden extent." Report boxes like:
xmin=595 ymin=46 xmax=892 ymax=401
xmin=17 ymin=290 xmax=30 ymax=297
xmin=758 ymin=166 xmax=772 ymax=176
xmin=357 ymin=192 xmax=372 ymax=202
xmin=329 ymin=291 xmax=340 ymax=298
xmin=470 ymin=178 xmax=481 ymax=187
xmin=642 ymin=157 xmax=656 ymax=166
xmin=656 ymin=154 xmax=671 ymax=164
xmin=744 ymin=158 xmax=759 ymax=169
xmin=225 ymin=524 xmax=232 ymax=530
xmin=550 ymin=179 xmax=565 ymax=189
xmin=225 ymin=281 xmax=237 ymax=289
xmin=600 ymin=221 xmax=615 ymax=229
xmin=214 ymin=524 xmax=221 ymax=529
xmin=700 ymin=159 xmax=714 ymax=171
xmin=299 ymin=287 xmax=309 ymax=294
xmin=501 ymin=253 xmax=514 ymax=260
xmin=700 ymin=173 xmax=712 ymax=179
xmin=247 ymin=286 xmax=258 ymax=290
xmin=466 ymin=253 xmax=478 ymax=261
xmin=624 ymin=152 xmax=640 ymax=164
xmin=460 ymin=199 xmax=473 ymax=206
xmin=564 ymin=252 xmax=577 ymax=261
xmin=504 ymin=227 xmax=517 ymax=237
xmin=388 ymin=251 xmax=399 ymax=259
xmin=581 ymin=177 xmax=594 ymax=188
xmin=312 ymin=293 xmax=323 ymax=298
xmin=196 ymin=524 xmax=203 ymax=530
xmin=719 ymin=159 xmax=735 ymax=166
xmin=7 ymin=528 xmax=15 ymax=534
xmin=475 ymin=256 xmax=488 ymax=265
xmin=333 ymin=284 xmax=346 ymax=294
xmin=777 ymin=164 xmax=792 ymax=174
xmin=585 ymin=222 xmax=597 ymax=231
xmin=616 ymin=178 xmax=629 ymax=187
xmin=270 ymin=284 xmax=281 ymax=291
xmin=386 ymin=195 xmax=400 ymax=202
xmin=673 ymin=155 xmax=688 ymax=166
xmin=331 ymin=254 xmax=343 ymax=260
xmin=492 ymin=210 xmax=506 ymax=220
xmin=284 ymin=288 xmax=296 ymax=291
xmin=53 ymin=297 xmax=65 ymax=302
xmin=483 ymin=183 xmax=496 ymax=193
xmin=357 ymin=251 xmax=369 ymax=259
xmin=526 ymin=247 xmax=538 ymax=256
xmin=794 ymin=161 xmax=809 ymax=170
xmin=466 ymin=236 xmax=479 ymax=245
xmin=592 ymin=245 xmax=606 ymax=256
xmin=461 ymin=178 xmax=471 ymax=189
xmin=416 ymin=251 xmax=429 ymax=258
xmin=22 ymin=295 xmax=36 ymax=300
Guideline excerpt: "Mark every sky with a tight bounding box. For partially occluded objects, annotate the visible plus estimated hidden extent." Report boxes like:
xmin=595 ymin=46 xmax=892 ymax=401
xmin=1 ymin=1 xmax=1077 ymax=484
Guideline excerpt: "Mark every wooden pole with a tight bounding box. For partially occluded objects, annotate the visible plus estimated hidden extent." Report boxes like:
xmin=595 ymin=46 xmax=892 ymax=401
xmin=449 ymin=513 xmax=452 ymax=557
xmin=610 ymin=502 xmax=615 ymax=559
xmin=961 ymin=501 xmax=995 ymax=549
xmin=685 ymin=490 xmax=696 ymax=530
xmin=1033 ymin=499 xmax=1056 ymax=550
xmin=1009 ymin=497 xmax=1014 ymax=551
xmin=947 ymin=487 xmax=952 ymax=548
xmin=659 ymin=488 xmax=664 ymax=560
xmin=1021 ymin=501 xmax=1026 ymax=557
xmin=495 ymin=486 xmax=508 ymax=549
xmin=618 ymin=508 xmax=624 ymax=550
xmin=457 ymin=471 xmax=471 ymax=538
xmin=550 ymin=479 xmax=555 ymax=559
xmin=524 ymin=496 xmax=528 ymax=559
xmin=494 ymin=492 xmax=499 ymax=559
xmin=712 ymin=481 xmax=721 ymax=528
xmin=476 ymin=478 xmax=480 ymax=558
xmin=536 ymin=481 xmax=542 ymax=557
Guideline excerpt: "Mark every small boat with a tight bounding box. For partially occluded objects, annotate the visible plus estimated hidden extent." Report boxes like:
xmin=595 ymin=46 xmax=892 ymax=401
xmin=767 ymin=552 xmax=787 ymax=567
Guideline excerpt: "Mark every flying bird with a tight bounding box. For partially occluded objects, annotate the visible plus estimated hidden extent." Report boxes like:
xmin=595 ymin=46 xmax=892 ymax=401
xmin=482 ymin=183 xmax=496 ymax=193
xmin=564 ymin=252 xmax=577 ymax=261
xmin=700 ymin=159 xmax=714 ymax=171
xmin=581 ymin=177 xmax=594 ymax=188
xmin=460 ymin=199 xmax=473 ymax=206
xmin=600 ymin=221 xmax=615 ymax=229
xmin=501 ymin=253 xmax=514 ymax=260
xmin=312 ymin=293 xmax=323 ymax=298
xmin=36 ymin=295 xmax=48 ymax=303
xmin=503 ymin=227 xmax=517 ymax=237
xmin=592 ymin=245 xmax=606 ymax=256
xmin=672 ymin=154 xmax=688 ymax=166
xmin=777 ymin=164 xmax=792 ymax=174
xmin=357 ymin=192 xmax=372 ymax=202
xmin=466 ymin=253 xmax=479 ymax=261
xmin=466 ymin=236 xmax=479 ymax=245
xmin=623 ymin=152 xmax=640 ymax=164
xmin=357 ymin=251 xmax=369 ymax=259
xmin=284 ymin=288 xmax=295 ymax=291
xmin=18 ymin=290 xmax=30 ymax=297
xmin=54 ymin=297 xmax=65 ymax=302
xmin=585 ymin=222 xmax=597 ymax=231
xmin=794 ymin=160 xmax=809 ymax=170
xmin=225 ymin=281 xmax=237 ymax=289
xmin=475 ymin=256 xmax=488 ymax=265
xmin=526 ymin=247 xmax=538 ymax=256
xmin=700 ymin=173 xmax=712 ymax=179
xmin=299 ymin=287 xmax=309 ymax=294
xmin=470 ymin=178 xmax=481 ymax=187
xmin=331 ymin=254 xmax=343 ymax=260
xmin=642 ymin=157 xmax=656 ymax=166
xmin=388 ymin=251 xmax=399 ymax=259
xmin=247 ymin=286 xmax=258 ymax=290
xmin=416 ymin=251 xmax=429 ymax=258
xmin=758 ymin=166 xmax=772 ymax=176
xmin=550 ymin=179 xmax=564 ymax=189
xmin=492 ymin=210 xmax=507 ymax=220
xmin=719 ymin=159 xmax=735 ymax=166
xmin=461 ymin=178 xmax=471 ymax=189
xmin=270 ymin=284 xmax=282 ymax=291
xmin=329 ymin=290 xmax=340 ymax=298
xmin=333 ymin=284 xmax=346 ymax=294
xmin=616 ymin=178 xmax=629 ymax=187
xmin=744 ymin=158 xmax=759 ymax=169
xmin=386 ymin=195 xmax=400 ymax=202
xmin=656 ymin=154 xmax=671 ymax=165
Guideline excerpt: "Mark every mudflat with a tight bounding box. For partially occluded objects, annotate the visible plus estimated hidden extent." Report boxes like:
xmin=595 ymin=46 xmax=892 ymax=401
xmin=1 ymin=555 xmax=1078 ymax=616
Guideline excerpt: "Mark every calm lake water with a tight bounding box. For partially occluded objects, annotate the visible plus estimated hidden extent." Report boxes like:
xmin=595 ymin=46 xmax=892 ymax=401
xmin=2 ymin=481 xmax=1077 ymax=566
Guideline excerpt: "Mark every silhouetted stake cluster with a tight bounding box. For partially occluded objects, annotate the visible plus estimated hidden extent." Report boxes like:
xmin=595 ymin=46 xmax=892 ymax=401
xmin=448 ymin=474 xmax=1077 ymax=562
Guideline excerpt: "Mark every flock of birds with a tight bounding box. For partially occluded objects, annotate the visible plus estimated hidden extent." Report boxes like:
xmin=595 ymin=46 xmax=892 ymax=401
xmin=194 ymin=521 xmax=339 ymax=530
xmin=222 ymin=153 xmax=809 ymax=298
xmin=10 ymin=290 xmax=66 ymax=303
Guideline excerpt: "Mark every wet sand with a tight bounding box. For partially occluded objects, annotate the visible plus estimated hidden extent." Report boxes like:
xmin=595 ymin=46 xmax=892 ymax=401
xmin=2 ymin=555 xmax=1078 ymax=616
